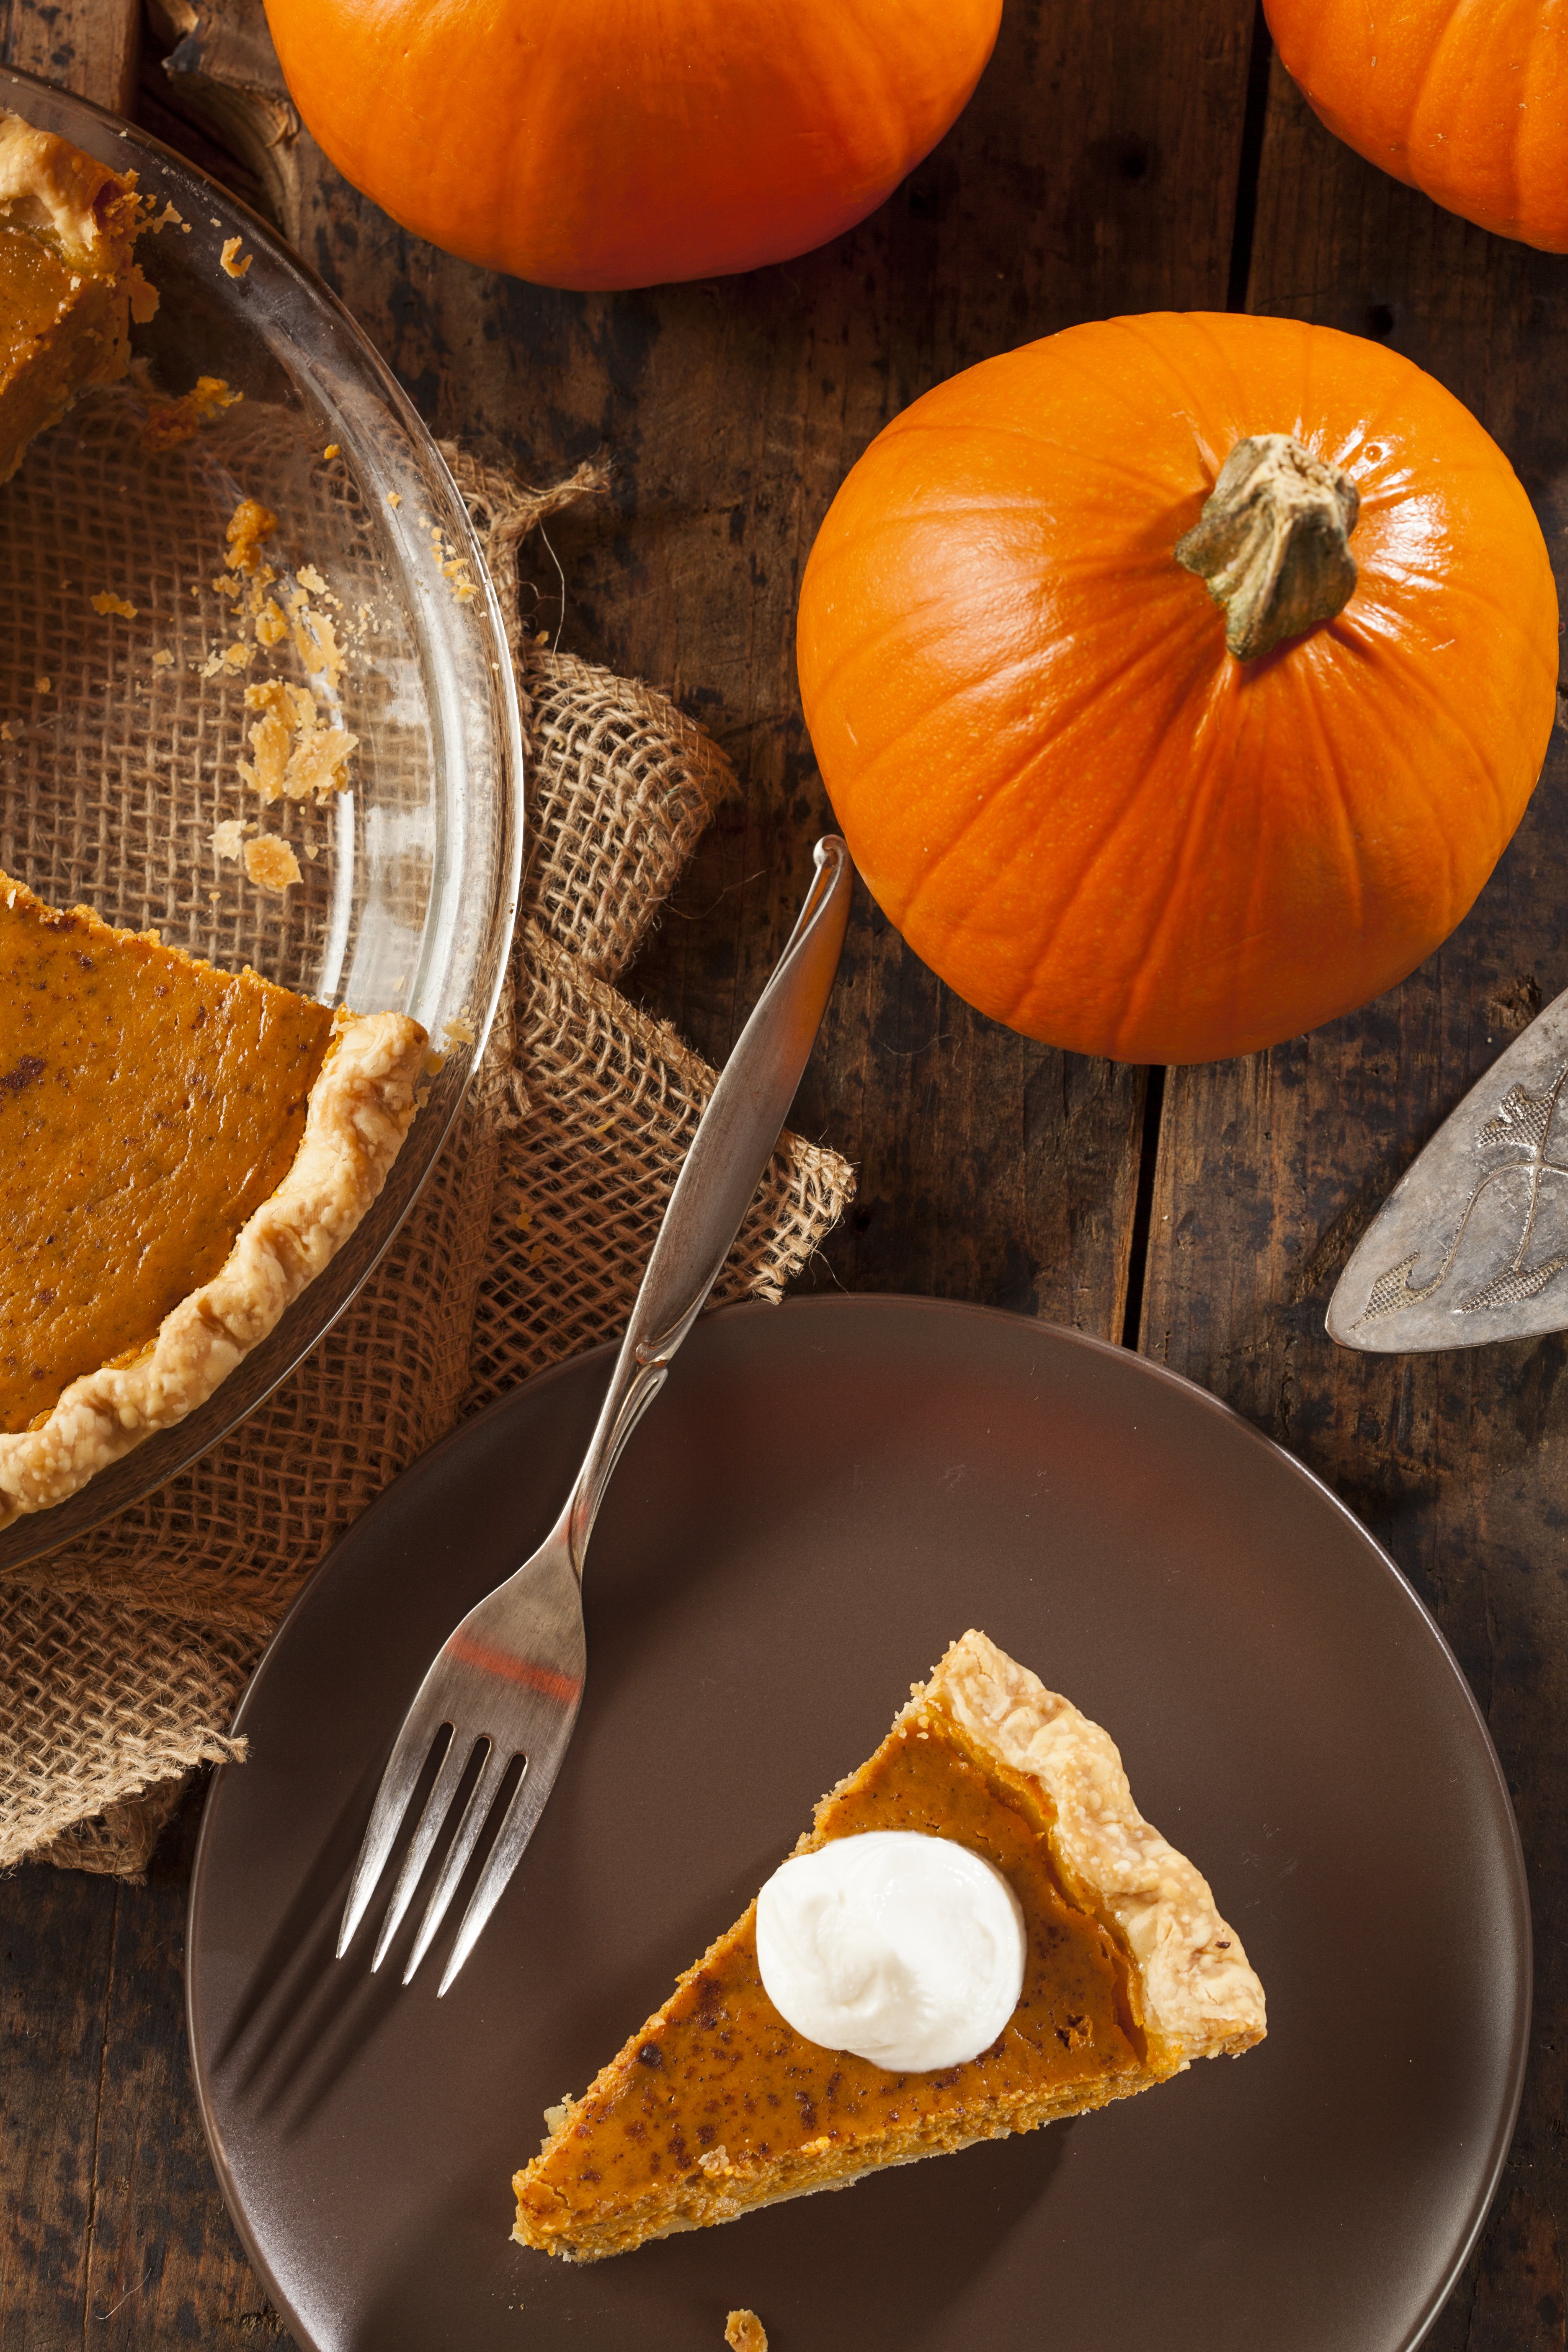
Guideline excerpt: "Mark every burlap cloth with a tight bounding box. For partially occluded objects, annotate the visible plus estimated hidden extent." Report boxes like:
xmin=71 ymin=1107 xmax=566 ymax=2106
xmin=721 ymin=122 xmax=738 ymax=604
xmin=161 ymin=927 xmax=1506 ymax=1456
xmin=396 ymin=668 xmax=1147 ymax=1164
xmin=0 ymin=437 xmax=853 ymax=1878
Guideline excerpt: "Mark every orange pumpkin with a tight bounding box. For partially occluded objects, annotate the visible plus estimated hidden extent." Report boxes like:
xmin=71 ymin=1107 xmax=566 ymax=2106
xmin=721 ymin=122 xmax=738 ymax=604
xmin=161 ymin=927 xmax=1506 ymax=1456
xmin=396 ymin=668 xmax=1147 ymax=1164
xmin=796 ymin=312 xmax=1558 ymax=1067
xmin=262 ymin=0 xmax=1002 ymax=291
xmin=1264 ymin=0 xmax=1568 ymax=249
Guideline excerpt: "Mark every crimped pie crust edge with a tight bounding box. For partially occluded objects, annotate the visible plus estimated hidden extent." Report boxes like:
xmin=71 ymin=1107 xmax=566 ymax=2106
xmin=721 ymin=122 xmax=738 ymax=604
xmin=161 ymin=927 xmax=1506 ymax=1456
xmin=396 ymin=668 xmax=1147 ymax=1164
xmin=917 ymin=1628 xmax=1267 ymax=2061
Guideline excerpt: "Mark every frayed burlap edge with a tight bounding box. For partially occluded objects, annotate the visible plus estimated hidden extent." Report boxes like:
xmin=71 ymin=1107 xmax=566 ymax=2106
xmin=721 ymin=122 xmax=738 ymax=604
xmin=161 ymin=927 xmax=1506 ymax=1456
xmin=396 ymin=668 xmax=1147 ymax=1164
xmin=4 ymin=1583 xmax=253 ymax=1873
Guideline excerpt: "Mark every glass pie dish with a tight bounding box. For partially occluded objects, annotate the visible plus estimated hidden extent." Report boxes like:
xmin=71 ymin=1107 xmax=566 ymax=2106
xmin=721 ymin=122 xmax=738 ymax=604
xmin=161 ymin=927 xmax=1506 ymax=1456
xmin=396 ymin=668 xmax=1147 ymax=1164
xmin=0 ymin=67 xmax=524 ymax=1571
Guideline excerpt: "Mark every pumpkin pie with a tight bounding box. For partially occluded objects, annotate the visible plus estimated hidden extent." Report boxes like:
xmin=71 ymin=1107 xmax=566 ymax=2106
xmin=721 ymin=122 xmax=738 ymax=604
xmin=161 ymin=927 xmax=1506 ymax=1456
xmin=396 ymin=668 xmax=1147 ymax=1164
xmin=513 ymin=1629 xmax=1266 ymax=2261
xmin=0 ymin=872 xmax=427 ymax=1526
xmin=0 ymin=105 xmax=157 ymax=485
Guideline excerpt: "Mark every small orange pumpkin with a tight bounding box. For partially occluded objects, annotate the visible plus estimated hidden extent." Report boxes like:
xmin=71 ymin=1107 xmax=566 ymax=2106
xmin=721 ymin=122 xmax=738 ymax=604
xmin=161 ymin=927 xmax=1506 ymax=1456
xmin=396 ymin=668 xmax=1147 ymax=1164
xmin=262 ymin=0 xmax=1002 ymax=291
xmin=796 ymin=312 xmax=1558 ymax=1067
xmin=1264 ymin=0 xmax=1568 ymax=250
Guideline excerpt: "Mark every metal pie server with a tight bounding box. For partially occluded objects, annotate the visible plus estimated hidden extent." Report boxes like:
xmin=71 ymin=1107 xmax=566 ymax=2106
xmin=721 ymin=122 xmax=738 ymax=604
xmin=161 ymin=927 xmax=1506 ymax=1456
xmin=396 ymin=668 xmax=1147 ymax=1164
xmin=337 ymin=835 xmax=852 ymax=1993
xmin=1328 ymin=983 xmax=1568 ymax=1352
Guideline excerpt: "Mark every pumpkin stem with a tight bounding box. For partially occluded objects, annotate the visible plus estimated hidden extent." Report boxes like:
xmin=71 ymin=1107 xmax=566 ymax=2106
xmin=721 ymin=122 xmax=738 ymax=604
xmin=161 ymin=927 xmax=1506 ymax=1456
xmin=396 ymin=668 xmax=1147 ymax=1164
xmin=1174 ymin=433 xmax=1359 ymax=661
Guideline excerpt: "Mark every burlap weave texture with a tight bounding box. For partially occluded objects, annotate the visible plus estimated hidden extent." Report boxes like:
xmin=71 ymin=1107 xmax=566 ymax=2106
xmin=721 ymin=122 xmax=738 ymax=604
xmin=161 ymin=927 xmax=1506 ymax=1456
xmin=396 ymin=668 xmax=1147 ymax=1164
xmin=0 ymin=442 xmax=853 ymax=1875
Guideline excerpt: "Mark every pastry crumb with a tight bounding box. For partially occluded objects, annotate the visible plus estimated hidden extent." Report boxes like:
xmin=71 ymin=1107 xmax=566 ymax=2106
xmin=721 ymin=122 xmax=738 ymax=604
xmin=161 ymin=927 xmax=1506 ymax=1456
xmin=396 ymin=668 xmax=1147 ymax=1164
xmin=297 ymin=563 xmax=329 ymax=596
xmin=386 ymin=490 xmax=401 ymax=508
xmin=725 ymin=2315 xmax=767 ymax=2352
xmin=225 ymin=496 xmax=278 ymax=577
xmin=444 ymin=1012 xmax=477 ymax=1047
xmin=141 ymin=373 xmax=242 ymax=451
xmin=90 ymin=591 xmax=138 ymax=619
xmin=211 ymin=819 xmax=247 ymax=861
xmin=200 ymin=640 xmax=254 ymax=678
xmin=34 ymin=676 xmax=50 ymax=694
xmin=243 ymin=836 xmax=302 ymax=894
xmin=239 ymin=678 xmax=357 ymax=804
xmin=152 ymin=648 xmax=174 ymax=670
xmin=220 ymin=235 xmax=252 ymax=279
xmin=287 ymin=591 xmax=346 ymax=688
xmin=0 ymin=722 xmax=15 ymax=743
xmin=323 ymin=442 xmax=340 ymax=459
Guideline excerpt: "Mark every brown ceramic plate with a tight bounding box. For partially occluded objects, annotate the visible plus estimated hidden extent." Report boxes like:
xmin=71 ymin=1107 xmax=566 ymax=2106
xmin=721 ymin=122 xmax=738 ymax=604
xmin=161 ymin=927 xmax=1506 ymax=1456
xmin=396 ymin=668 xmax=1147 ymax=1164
xmin=187 ymin=1295 xmax=1529 ymax=2352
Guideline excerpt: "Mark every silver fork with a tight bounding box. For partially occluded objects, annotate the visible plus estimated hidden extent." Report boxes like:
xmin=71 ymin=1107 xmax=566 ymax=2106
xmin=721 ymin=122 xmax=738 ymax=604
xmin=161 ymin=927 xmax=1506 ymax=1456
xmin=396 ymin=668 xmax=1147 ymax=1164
xmin=336 ymin=835 xmax=852 ymax=1995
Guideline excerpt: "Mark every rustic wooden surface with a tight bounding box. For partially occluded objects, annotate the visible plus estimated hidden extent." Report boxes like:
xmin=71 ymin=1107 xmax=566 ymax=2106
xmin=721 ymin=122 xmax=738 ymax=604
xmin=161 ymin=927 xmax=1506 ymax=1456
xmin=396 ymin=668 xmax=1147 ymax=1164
xmin=2 ymin=0 xmax=1565 ymax=2339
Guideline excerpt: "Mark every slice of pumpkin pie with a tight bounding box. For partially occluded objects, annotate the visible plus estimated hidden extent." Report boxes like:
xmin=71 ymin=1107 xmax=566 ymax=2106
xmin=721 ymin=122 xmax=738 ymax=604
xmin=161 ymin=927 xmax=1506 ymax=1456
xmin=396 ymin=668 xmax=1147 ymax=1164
xmin=0 ymin=872 xmax=427 ymax=1526
xmin=513 ymin=1629 xmax=1266 ymax=2261
xmin=0 ymin=106 xmax=157 ymax=485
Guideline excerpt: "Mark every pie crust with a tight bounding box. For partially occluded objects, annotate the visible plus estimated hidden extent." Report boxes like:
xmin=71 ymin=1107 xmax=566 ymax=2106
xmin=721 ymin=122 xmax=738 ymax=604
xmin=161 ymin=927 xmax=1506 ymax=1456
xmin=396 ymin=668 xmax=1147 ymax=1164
xmin=0 ymin=106 xmax=156 ymax=485
xmin=513 ymin=1629 xmax=1266 ymax=2261
xmin=931 ymin=1629 xmax=1266 ymax=2064
xmin=0 ymin=884 xmax=427 ymax=1531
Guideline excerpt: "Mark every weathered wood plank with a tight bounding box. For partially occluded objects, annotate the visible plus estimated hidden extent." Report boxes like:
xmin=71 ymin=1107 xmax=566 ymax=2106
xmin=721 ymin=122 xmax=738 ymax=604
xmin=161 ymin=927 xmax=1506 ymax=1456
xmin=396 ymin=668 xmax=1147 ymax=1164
xmin=0 ymin=0 xmax=138 ymax=115
xmin=0 ymin=1847 xmax=115 ymax=2344
xmin=1138 ymin=51 xmax=1568 ymax=2351
xmin=81 ymin=1791 xmax=286 ymax=2348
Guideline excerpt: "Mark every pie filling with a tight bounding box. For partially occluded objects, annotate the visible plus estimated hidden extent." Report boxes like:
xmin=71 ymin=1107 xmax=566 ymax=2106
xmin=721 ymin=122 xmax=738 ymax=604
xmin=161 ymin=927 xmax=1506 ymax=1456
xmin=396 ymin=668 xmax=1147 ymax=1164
xmin=0 ymin=875 xmax=335 ymax=1434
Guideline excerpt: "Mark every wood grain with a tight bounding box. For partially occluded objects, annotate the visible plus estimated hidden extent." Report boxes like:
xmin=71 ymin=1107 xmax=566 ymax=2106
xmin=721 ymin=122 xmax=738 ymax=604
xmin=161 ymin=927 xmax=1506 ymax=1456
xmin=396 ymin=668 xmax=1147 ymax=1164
xmin=1137 ymin=49 xmax=1568 ymax=2352
xmin=0 ymin=0 xmax=138 ymax=114
xmin=83 ymin=1795 xmax=284 ymax=2347
xmin=0 ymin=1854 xmax=114 ymax=2343
xmin=0 ymin=1792 xmax=280 ymax=2346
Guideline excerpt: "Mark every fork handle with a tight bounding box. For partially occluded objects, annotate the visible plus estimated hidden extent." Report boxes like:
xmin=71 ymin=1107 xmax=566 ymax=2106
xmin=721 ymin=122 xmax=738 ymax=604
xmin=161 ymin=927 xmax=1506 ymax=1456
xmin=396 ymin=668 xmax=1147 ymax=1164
xmin=561 ymin=835 xmax=852 ymax=1573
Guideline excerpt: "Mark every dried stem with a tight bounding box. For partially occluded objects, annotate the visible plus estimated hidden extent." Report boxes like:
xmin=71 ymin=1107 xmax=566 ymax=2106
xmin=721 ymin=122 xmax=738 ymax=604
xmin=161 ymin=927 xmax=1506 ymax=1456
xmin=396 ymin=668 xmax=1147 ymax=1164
xmin=1175 ymin=433 xmax=1359 ymax=661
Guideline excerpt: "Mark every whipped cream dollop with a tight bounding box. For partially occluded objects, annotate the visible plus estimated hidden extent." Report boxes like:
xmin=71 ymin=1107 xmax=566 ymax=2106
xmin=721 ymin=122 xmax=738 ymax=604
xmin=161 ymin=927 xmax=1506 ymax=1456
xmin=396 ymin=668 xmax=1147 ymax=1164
xmin=754 ymin=1830 xmax=1026 ymax=2073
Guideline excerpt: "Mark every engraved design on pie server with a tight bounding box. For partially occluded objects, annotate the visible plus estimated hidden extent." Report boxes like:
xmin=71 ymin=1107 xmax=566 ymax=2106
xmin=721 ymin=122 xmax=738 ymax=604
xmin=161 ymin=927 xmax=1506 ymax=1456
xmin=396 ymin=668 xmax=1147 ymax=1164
xmin=1361 ymin=1060 xmax=1568 ymax=1323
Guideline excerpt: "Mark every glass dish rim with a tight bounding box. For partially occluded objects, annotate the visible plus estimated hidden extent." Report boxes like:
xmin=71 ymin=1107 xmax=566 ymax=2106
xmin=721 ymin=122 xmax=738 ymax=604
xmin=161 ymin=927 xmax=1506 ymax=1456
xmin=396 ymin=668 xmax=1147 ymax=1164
xmin=0 ymin=64 xmax=526 ymax=1573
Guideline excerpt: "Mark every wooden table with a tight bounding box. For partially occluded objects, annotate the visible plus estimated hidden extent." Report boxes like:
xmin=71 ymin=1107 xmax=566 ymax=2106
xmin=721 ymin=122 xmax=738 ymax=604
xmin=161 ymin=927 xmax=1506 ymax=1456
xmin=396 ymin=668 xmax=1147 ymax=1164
xmin=3 ymin=0 xmax=1564 ymax=2339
